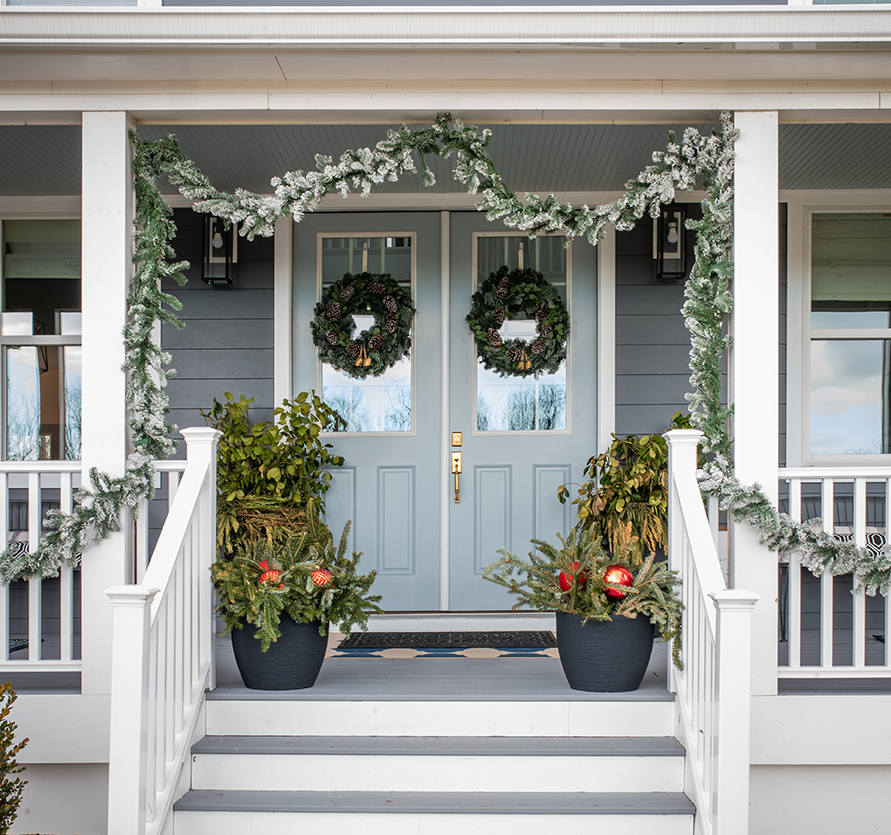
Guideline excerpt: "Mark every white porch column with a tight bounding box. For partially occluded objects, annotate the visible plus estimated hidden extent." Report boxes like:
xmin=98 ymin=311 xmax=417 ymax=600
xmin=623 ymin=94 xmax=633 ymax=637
xmin=731 ymin=111 xmax=779 ymax=696
xmin=81 ymin=111 xmax=134 ymax=695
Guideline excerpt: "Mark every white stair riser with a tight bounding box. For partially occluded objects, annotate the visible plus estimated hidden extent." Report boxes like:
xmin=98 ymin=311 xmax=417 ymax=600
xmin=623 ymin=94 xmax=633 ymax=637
xmin=175 ymin=810 xmax=693 ymax=835
xmin=206 ymin=700 xmax=674 ymax=737
xmin=191 ymin=753 xmax=684 ymax=794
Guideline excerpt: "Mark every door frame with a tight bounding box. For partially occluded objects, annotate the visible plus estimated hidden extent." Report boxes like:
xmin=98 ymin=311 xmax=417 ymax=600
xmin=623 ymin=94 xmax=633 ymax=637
xmin=276 ymin=207 xmax=616 ymax=612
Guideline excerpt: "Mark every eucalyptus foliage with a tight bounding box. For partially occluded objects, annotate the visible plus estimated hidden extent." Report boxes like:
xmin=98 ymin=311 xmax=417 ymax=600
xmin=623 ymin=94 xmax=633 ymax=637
xmin=0 ymin=683 xmax=27 ymax=833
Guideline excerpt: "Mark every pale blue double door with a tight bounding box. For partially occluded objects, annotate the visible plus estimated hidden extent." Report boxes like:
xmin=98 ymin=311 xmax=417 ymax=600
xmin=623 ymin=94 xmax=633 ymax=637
xmin=293 ymin=212 xmax=597 ymax=611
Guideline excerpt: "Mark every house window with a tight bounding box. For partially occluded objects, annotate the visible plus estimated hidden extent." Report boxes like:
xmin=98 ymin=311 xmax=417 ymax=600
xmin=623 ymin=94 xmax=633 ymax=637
xmin=809 ymin=213 xmax=891 ymax=456
xmin=1 ymin=220 xmax=82 ymax=461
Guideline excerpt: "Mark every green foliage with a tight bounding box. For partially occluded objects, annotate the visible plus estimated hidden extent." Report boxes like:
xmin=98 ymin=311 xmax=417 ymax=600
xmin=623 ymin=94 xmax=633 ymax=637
xmin=483 ymin=526 xmax=683 ymax=668
xmin=211 ymin=506 xmax=382 ymax=650
xmin=559 ymin=413 xmax=688 ymax=565
xmin=0 ymin=683 xmax=27 ymax=833
xmin=201 ymin=392 xmax=345 ymax=553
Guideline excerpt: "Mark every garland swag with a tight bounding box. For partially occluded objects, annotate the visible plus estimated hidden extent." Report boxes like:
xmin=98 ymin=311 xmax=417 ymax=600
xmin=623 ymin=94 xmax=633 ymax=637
xmin=311 ymin=272 xmax=415 ymax=379
xmin=466 ymin=266 xmax=569 ymax=378
xmin=3 ymin=112 xmax=887 ymax=598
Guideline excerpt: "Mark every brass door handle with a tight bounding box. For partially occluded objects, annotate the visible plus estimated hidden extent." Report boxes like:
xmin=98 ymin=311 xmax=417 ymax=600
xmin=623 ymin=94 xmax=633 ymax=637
xmin=451 ymin=452 xmax=462 ymax=503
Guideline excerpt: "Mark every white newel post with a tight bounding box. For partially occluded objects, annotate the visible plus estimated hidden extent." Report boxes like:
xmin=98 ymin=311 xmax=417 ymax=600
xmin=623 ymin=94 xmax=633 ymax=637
xmin=81 ymin=111 xmax=134 ymax=695
xmin=180 ymin=427 xmax=221 ymax=691
xmin=105 ymin=586 xmax=158 ymax=835
xmin=711 ymin=590 xmax=759 ymax=835
xmin=731 ymin=110 xmax=779 ymax=697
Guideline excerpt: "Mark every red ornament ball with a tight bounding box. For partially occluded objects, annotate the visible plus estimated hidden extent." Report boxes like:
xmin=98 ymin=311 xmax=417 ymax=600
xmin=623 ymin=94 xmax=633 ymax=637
xmin=603 ymin=564 xmax=634 ymax=599
xmin=558 ymin=561 xmax=587 ymax=592
xmin=311 ymin=569 xmax=333 ymax=587
xmin=259 ymin=569 xmax=283 ymax=589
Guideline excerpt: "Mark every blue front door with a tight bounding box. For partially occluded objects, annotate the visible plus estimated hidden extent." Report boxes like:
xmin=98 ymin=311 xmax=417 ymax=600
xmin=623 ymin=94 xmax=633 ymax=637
xmin=294 ymin=212 xmax=596 ymax=611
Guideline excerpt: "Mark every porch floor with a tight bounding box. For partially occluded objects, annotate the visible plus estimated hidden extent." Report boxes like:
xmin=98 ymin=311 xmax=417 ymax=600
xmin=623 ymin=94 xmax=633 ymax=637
xmin=209 ymin=632 xmax=674 ymax=702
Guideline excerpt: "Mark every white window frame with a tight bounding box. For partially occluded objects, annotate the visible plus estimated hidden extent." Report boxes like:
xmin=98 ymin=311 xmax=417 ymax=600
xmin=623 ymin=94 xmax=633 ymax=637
xmin=0 ymin=208 xmax=83 ymax=462
xmin=785 ymin=190 xmax=891 ymax=467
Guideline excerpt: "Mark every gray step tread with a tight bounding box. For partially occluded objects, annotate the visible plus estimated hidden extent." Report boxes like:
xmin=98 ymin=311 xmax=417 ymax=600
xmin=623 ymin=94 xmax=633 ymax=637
xmin=174 ymin=789 xmax=695 ymax=815
xmin=192 ymin=734 xmax=685 ymax=758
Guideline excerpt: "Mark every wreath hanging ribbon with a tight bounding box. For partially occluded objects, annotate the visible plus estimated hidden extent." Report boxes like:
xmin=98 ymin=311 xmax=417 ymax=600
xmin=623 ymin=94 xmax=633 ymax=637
xmin=466 ymin=266 xmax=570 ymax=378
xmin=311 ymin=272 xmax=416 ymax=379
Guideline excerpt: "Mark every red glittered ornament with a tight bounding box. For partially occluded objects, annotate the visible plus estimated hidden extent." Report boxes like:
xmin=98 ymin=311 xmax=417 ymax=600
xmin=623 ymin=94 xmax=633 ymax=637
xmin=311 ymin=569 xmax=333 ymax=587
xmin=558 ymin=561 xmax=587 ymax=592
xmin=603 ymin=564 xmax=634 ymax=599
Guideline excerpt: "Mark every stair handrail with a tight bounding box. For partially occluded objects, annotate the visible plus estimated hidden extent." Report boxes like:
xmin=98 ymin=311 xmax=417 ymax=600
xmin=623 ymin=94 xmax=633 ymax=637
xmin=665 ymin=429 xmax=758 ymax=835
xmin=105 ymin=427 xmax=220 ymax=835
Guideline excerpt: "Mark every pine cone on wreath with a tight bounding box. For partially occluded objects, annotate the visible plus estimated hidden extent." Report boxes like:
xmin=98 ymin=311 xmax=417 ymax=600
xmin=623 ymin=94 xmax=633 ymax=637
xmin=340 ymin=284 xmax=355 ymax=302
xmin=487 ymin=328 xmax=503 ymax=348
xmin=385 ymin=313 xmax=399 ymax=334
xmin=541 ymin=322 xmax=553 ymax=337
xmin=346 ymin=343 xmax=361 ymax=359
xmin=367 ymin=281 xmax=386 ymax=295
xmin=326 ymin=302 xmax=343 ymax=322
xmin=325 ymin=330 xmax=339 ymax=346
xmin=495 ymin=276 xmax=510 ymax=299
xmin=506 ymin=346 xmax=522 ymax=362
xmin=535 ymin=304 xmax=549 ymax=321
xmin=369 ymin=333 xmax=385 ymax=350
xmin=383 ymin=295 xmax=398 ymax=313
xmin=493 ymin=307 xmax=506 ymax=326
xmin=530 ymin=337 xmax=546 ymax=355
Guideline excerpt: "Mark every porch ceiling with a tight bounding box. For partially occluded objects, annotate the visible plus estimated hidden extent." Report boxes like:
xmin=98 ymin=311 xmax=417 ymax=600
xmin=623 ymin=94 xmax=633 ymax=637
xmin=3 ymin=121 xmax=891 ymax=198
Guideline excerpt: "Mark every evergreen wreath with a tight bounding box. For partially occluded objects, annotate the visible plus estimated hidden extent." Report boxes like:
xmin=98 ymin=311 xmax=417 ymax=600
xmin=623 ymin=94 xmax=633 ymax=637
xmin=466 ymin=266 xmax=569 ymax=378
xmin=310 ymin=272 xmax=415 ymax=379
xmin=8 ymin=112 xmax=888 ymax=602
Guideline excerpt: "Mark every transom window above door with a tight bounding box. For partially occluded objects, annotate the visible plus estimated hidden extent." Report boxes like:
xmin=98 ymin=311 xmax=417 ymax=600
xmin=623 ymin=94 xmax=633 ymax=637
xmin=474 ymin=234 xmax=569 ymax=433
xmin=319 ymin=234 xmax=414 ymax=434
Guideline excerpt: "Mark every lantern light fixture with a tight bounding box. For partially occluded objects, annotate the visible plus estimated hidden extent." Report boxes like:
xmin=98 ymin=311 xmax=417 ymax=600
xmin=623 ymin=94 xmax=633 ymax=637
xmin=653 ymin=205 xmax=687 ymax=281
xmin=202 ymin=216 xmax=237 ymax=286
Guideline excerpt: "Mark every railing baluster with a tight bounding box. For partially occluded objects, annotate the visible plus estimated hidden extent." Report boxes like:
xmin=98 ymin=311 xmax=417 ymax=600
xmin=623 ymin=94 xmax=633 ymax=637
xmin=852 ymin=478 xmax=867 ymax=668
xmin=787 ymin=478 xmax=802 ymax=669
xmin=27 ymin=470 xmax=41 ymax=661
xmin=0 ymin=471 xmax=8 ymax=663
xmin=820 ymin=479 xmax=835 ymax=668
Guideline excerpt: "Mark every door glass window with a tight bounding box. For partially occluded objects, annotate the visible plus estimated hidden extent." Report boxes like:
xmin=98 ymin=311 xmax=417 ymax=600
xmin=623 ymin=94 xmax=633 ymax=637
xmin=320 ymin=236 xmax=413 ymax=433
xmin=809 ymin=213 xmax=891 ymax=455
xmin=475 ymin=235 xmax=568 ymax=432
xmin=2 ymin=220 xmax=82 ymax=460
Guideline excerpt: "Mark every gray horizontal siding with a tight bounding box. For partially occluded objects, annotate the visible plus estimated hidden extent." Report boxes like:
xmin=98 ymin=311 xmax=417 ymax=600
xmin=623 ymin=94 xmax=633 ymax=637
xmin=614 ymin=209 xmax=700 ymax=436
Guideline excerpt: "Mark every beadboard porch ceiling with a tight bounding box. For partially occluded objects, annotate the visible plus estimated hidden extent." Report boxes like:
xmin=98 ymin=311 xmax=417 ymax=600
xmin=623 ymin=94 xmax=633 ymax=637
xmin=2 ymin=121 xmax=891 ymax=197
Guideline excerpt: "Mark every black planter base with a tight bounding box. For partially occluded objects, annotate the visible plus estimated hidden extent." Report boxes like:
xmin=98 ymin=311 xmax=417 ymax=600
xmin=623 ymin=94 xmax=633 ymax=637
xmin=555 ymin=611 xmax=655 ymax=692
xmin=231 ymin=617 xmax=328 ymax=691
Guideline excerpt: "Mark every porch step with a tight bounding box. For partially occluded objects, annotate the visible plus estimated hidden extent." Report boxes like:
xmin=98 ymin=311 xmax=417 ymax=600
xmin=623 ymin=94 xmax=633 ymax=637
xmin=189 ymin=734 xmax=686 ymax=793
xmin=174 ymin=789 xmax=695 ymax=835
xmin=205 ymin=696 xmax=675 ymax=737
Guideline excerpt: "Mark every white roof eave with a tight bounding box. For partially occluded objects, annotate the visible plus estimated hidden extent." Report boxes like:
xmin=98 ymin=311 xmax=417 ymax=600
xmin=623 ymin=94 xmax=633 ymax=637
xmin=0 ymin=6 xmax=890 ymax=50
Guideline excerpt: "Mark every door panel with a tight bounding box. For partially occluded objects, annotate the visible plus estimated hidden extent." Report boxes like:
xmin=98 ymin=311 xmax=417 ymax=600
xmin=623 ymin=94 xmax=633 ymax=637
xmin=293 ymin=213 xmax=442 ymax=611
xmin=447 ymin=213 xmax=597 ymax=610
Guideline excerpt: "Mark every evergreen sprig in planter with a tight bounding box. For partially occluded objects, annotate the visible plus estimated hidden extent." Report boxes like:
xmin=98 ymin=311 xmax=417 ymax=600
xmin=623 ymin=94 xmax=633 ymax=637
xmin=484 ymin=526 xmax=682 ymax=692
xmin=212 ymin=509 xmax=382 ymax=690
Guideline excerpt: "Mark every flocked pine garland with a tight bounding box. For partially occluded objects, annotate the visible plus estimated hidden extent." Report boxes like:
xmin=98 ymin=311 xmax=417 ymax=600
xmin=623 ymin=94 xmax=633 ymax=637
xmin=3 ymin=113 xmax=887 ymax=597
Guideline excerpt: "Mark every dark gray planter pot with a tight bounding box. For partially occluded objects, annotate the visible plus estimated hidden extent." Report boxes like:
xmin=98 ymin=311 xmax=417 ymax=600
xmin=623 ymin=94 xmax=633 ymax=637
xmin=231 ymin=617 xmax=328 ymax=691
xmin=555 ymin=611 xmax=655 ymax=693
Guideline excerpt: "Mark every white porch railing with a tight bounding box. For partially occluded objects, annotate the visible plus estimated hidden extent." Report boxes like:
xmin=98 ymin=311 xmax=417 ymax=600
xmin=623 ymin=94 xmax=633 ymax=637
xmin=106 ymin=427 xmax=220 ymax=835
xmin=0 ymin=460 xmax=82 ymax=671
xmin=665 ymin=429 xmax=758 ymax=835
xmin=135 ymin=460 xmax=188 ymax=582
xmin=779 ymin=466 xmax=891 ymax=678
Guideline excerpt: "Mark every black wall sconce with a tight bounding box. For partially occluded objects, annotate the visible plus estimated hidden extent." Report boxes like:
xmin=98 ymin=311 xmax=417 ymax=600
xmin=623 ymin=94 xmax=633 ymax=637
xmin=654 ymin=205 xmax=687 ymax=281
xmin=203 ymin=216 xmax=237 ymax=285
